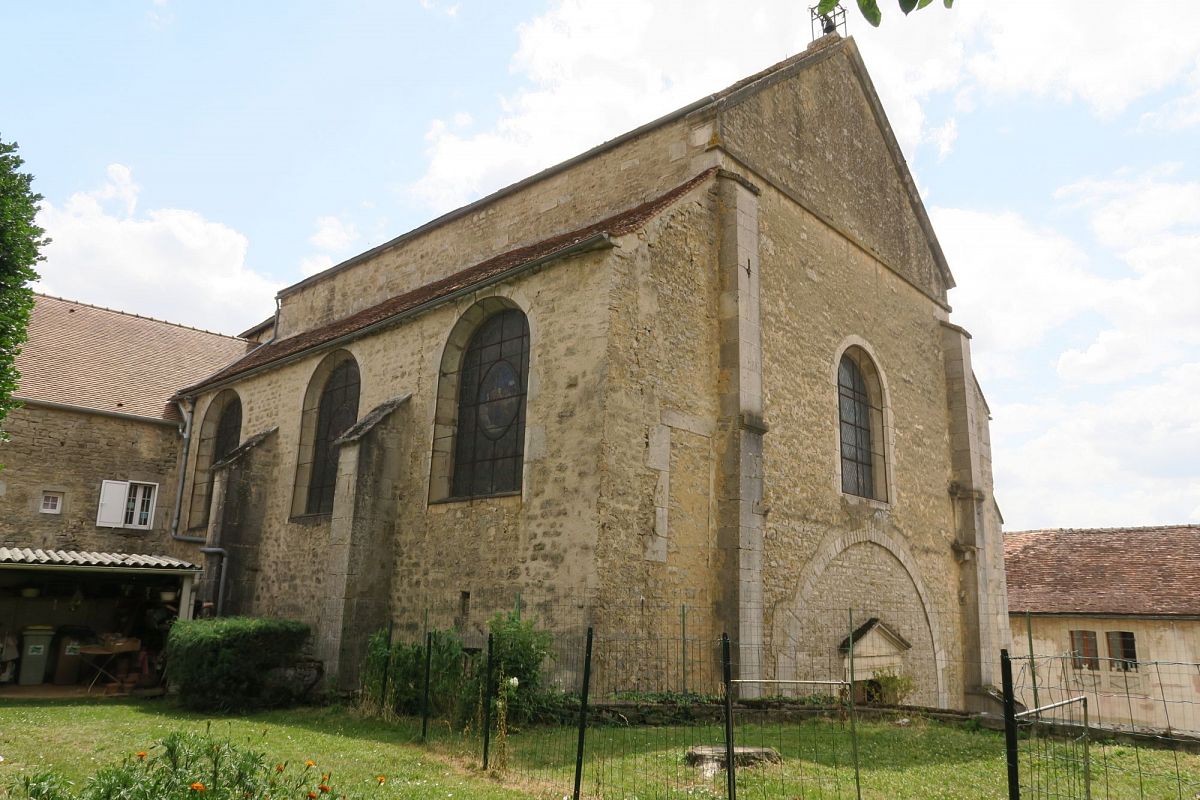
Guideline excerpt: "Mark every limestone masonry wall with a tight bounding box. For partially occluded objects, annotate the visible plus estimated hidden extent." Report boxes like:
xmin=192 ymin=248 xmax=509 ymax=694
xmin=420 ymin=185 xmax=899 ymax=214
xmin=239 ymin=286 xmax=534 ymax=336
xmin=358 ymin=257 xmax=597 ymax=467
xmin=0 ymin=405 xmax=196 ymax=561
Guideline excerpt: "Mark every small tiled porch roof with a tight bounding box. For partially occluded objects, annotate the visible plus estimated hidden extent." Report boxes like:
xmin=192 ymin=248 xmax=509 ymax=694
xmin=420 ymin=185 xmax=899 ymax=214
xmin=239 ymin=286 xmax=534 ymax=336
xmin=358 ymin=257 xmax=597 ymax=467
xmin=0 ymin=548 xmax=201 ymax=573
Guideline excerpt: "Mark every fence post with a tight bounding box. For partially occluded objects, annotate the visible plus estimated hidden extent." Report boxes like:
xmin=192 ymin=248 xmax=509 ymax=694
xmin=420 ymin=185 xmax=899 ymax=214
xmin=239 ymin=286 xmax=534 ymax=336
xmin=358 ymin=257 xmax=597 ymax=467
xmin=380 ymin=620 xmax=394 ymax=712
xmin=1025 ymin=612 xmax=1040 ymax=718
xmin=721 ymin=633 xmax=737 ymax=800
xmin=572 ymin=627 xmax=594 ymax=800
xmin=847 ymin=610 xmax=862 ymax=800
xmin=1081 ymin=696 xmax=1092 ymax=800
xmin=1001 ymin=649 xmax=1021 ymax=800
xmin=420 ymin=631 xmax=433 ymax=742
xmin=482 ymin=633 xmax=495 ymax=770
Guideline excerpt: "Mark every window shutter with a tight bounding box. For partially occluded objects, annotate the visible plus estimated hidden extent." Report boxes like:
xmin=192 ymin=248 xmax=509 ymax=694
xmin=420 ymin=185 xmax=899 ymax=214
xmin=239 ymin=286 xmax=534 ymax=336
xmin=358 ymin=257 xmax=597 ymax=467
xmin=96 ymin=480 xmax=129 ymax=527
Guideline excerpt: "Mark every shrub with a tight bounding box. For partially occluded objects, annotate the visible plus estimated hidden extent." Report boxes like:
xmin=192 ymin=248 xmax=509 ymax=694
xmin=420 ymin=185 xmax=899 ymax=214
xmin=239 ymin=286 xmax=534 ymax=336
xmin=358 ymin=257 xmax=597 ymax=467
xmin=359 ymin=628 xmax=466 ymax=717
xmin=7 ymin=730 xmax=373 ymax=800
xmin=464 ymin=611 xmax=554 ymax=725
xmin=166 ymin=617 xmax=311 ymax=711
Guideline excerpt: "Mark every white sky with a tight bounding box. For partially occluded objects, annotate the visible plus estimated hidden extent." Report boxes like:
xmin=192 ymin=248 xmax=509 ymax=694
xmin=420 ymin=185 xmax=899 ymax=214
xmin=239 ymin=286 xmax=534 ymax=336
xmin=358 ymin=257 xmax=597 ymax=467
xmin=3 ymin=1 xmax=1198 ymax=531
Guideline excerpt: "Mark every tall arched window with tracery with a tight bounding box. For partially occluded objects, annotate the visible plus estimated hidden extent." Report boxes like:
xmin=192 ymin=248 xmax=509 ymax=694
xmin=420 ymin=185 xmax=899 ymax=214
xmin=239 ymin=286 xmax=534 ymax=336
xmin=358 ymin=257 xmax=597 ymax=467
xmin=452 ymin=309 xmax=529 ymax=497
xmin=293 ymin=351 xmax=361 ymax=516
xmin=188 ymin=389 xmax=242 ymax=529
xmin=837 ymin=347 xmax=888 ymax=502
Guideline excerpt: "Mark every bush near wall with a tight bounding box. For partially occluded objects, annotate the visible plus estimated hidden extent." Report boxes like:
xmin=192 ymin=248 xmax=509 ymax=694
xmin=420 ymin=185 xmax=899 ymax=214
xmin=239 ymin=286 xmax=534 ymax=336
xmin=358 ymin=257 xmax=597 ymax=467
xmin=166 ymin=617 xmax=312 ymax=711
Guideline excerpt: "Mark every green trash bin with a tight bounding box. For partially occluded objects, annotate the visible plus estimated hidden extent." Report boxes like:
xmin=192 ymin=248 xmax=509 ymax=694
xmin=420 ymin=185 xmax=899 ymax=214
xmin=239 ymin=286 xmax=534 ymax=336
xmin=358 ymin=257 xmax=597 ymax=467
xmin=19 ymin=625 xmax=56 ymax=686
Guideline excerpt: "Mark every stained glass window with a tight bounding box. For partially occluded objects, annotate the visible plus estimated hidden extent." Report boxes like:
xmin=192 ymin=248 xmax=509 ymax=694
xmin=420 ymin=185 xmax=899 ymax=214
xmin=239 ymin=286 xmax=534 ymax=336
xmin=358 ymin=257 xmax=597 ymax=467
xmin=452 ymin=310 xmax=529 ymax=497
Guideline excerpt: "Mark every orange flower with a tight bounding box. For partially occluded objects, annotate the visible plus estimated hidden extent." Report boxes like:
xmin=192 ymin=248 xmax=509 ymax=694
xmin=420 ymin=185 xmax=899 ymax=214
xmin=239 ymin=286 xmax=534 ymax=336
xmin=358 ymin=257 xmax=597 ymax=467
xmin=321 ymin=773 xmax=330 ymax=782
xmin=135 ymin=751 xmax=148 ymax=760
xmin=190 ymin=782 xmax=206 ymax=792
xmin=375 ymin=775 xmax=386 ymax=785
xmin=305 ymin=760 xmax=316 ymax=768
xmin=319 ymin=785 xmax=331 ymax=793
xmin=307 ymin=793 xmax=318 ymax=799
xmin=275 ymin=763 xmax=285 ymax=773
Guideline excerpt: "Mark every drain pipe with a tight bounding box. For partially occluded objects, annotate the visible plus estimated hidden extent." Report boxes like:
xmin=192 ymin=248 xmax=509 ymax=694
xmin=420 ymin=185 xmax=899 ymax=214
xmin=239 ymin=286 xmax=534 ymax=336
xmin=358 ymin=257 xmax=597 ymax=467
xmin=170 ymin=397 xmax=205 ymax=543
xmin=199 ymin=546 xmax=229 ymax=616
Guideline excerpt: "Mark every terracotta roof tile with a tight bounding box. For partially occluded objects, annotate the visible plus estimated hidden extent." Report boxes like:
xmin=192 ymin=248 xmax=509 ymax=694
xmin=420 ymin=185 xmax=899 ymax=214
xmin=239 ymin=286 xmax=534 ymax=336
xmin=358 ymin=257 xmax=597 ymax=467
xmin=14 ymin=295 xmax=250 ymax=420
xmin=1004 ymin=526 xmax=1200 ymax=617
xmin=183 ymin=167 xmax=718 ymax=394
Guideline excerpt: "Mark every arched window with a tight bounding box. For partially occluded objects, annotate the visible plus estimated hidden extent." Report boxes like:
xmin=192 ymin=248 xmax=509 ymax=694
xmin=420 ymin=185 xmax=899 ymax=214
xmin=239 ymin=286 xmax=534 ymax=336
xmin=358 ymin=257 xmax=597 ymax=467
xmin=838 ymin=347 xmax=887 ymax=501
xmin=188 ymin=389 xmax=242 ymax=528
xmin=452 ymin=309 xmax=529 ymax=497
xmin=293 ymin=351 xmax=361 ymax=516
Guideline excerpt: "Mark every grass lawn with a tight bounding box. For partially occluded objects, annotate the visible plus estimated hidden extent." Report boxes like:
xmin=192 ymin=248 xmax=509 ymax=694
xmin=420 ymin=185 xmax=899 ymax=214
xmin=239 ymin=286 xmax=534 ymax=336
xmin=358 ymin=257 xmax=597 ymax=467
xmin=506 ymin=714 xmax=1200 ymax=799
xmin=2 ymin=700 xmax=1198 ymax=798
xmin=0 ymin=698 xmax=527 ymax=799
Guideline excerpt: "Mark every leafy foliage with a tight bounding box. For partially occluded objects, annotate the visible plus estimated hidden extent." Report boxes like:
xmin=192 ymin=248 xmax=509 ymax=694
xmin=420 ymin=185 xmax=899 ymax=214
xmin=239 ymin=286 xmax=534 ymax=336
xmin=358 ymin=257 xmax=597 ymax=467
xmin=165 ymin=617 xmax=312 ymax=711
xmin=469 ymin=611 xmax=554 ymax=725
xmin=0 ymin=137 xmax=45 ymax=438
xmin=817 ymin=0 xmax=953 ymax=28
xmin=359 ymin=628 xmax=467 ymax=717
xmin=360 ymin=612 xmax=557 ymax=728
xmin=6 ymin=729 xmax=373 ymax=800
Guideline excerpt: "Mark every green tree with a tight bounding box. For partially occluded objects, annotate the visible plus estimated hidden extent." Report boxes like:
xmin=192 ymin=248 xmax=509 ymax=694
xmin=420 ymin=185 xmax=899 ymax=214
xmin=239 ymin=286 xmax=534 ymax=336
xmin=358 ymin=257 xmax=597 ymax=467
xmin=0 ymin=137 xmax=45 ymax=438
xmin=818 ymin=0 xmax=954 ymax=28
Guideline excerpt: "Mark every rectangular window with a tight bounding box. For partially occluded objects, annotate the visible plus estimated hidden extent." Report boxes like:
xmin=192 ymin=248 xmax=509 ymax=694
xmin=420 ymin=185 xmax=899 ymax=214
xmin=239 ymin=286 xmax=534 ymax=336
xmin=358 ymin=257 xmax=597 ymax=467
xmin=40 ymin=491 xmax=63 ymax=514
xmin=1106 ymin=631 xmax=1138 ymax=672
xmin=96 ymin=480 xmax=158 ymax=530
xmin=1069 ymin=630 xmax=1099 ymax=670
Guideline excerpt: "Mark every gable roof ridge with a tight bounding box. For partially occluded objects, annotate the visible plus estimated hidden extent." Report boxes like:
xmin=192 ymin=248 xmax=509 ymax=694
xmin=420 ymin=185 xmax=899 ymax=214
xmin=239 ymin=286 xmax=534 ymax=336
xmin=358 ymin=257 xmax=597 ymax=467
xmin=837 ymin=39 xmax=955 ymax=290
xmin=1007 ymin=524 xmax=1200 ymax=536
xmin=278 ymin=39 xmax=851 ymax=302
xmin=181 ymin=168 xmax=719 ymax=395
xmin=33 ymin=293 xmax=247 ymax=342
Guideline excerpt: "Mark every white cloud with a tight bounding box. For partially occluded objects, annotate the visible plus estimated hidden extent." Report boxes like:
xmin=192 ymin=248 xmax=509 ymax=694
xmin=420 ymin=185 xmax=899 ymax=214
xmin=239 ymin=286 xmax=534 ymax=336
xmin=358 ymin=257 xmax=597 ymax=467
xmin=937 ymin=166 xmax=1200 ymax=529
xmin=406 ymin=1 xmax=1200 ymax=213
xmin=35 ymin=165 xmax=279 ymax=335
xmin=965 ymin=1 xmax=1200 ymax=118
xmin=994 ymin=364 xmax=1200 ymax=530
xmin=309 ymin=215 xmax=360 ymax=251
xmin=418 ymin=0 xmax=459 ymax=17
xmin=931 ymin=117 xmax=958 ymax=161
xmin=299 ymin=254 xmax=335 ymax=277
xmin=1051 ymin=169 xmax=1200 ymax=383
xmin=934 ymin=207 xmax=1104 ymax=377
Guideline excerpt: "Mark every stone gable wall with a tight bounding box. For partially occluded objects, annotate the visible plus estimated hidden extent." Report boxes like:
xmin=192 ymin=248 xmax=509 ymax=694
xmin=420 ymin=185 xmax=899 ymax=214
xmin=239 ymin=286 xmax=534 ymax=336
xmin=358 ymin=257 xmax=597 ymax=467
xmin=753 ymin=178 xmax=966 ymax=706
xmin=719 ymin=44 xmax=948 ymax=305
xmin=0 ymin=405 xmax=195 ymax=560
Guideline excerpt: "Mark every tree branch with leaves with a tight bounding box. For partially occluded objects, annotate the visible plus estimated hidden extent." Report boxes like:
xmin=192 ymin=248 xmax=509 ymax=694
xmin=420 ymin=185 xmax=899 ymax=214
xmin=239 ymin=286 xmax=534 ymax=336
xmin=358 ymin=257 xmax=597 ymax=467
xmin=818 ymin=0 xmax=954 ymax=28
xmin=0 ymin=137 xmax=46 ymax=438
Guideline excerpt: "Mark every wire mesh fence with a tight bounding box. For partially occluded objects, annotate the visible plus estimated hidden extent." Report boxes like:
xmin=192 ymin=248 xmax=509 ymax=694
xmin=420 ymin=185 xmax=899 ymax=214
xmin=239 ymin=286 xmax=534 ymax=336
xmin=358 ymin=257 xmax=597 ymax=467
xmin=354 ymin=599 xmax=1200 ymax=799
xmin=1004 ymin=650 xmax=1200 ymax=800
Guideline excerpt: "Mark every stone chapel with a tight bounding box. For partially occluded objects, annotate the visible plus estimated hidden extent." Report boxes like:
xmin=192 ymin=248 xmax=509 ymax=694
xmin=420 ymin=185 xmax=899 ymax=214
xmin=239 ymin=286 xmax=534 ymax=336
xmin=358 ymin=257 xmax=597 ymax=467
xmin=14 ymin=34 xmax=1012 ymax=707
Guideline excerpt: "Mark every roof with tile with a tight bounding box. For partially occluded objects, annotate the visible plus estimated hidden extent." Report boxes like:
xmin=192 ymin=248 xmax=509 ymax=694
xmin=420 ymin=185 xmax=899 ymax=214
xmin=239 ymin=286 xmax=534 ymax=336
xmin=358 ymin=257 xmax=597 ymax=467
xmin=1004 ymin=525 xmax=1200 ymax=617
xmin=14 ymin=295 xmax=249 ymax=421
xmin=181 ymin=167 xmax=719 ymax=395
xmin=0 ymin=547 xmax=200 ymax=571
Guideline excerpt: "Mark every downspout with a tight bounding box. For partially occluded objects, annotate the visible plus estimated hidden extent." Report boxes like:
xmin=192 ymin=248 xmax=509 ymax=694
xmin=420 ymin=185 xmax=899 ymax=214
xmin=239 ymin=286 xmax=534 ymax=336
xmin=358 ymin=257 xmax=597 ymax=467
xmin=170 ymin=398 xmax=205 ymax=543
xmin=199 ymin=546 xmax=229 ymax=616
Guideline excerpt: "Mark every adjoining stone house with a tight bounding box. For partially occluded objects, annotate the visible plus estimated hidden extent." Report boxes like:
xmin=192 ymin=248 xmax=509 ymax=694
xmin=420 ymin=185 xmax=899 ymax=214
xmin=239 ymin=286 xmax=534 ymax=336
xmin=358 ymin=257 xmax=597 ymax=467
xmin=1005 ymin=526 xmax=1200 ymax=734
xmin=173 ymin=33 xmax=1009 ymax=705
xmin=0 ymin=294 xmax=248 ymax=640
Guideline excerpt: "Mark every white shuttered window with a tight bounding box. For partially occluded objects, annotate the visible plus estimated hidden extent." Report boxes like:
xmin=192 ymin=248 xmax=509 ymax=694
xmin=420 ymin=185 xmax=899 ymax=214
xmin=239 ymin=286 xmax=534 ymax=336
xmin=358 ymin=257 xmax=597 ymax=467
xmin=96 ymin=480 xmax=158 ymax=530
